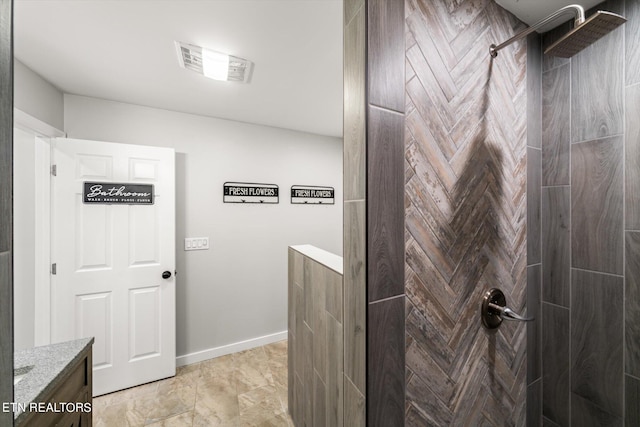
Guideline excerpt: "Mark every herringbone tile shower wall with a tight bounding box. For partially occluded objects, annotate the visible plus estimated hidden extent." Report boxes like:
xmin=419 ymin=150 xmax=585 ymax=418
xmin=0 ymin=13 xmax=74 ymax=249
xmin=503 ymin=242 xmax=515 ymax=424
xmin=404 ymin=0 xmax=528 ymax=425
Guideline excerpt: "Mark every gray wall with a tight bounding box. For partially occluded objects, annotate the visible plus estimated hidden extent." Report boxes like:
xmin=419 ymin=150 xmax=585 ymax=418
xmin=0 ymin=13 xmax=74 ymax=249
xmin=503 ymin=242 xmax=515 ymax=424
xmin=532 ymin=0 xmax=639 ymax=424
xmin=14 ymin=59 xmax=63 ymax=130
xmin=63 ymin=94 xmax=343 ymax=361
xmin=0 ymin=0 xmax=13 ymax=424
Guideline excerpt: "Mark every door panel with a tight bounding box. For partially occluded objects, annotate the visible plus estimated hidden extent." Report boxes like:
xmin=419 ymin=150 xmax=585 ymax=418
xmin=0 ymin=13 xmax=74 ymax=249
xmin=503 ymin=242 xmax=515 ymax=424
xmin=75 ymin=292 xmax=112 ymax=368
xmin=52 ymin=137 xmax=175 ymax=396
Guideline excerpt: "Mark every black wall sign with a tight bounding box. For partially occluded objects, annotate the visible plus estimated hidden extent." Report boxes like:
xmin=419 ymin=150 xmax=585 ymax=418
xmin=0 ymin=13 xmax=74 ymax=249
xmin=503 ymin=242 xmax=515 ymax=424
xmin=223 ymin=182 xmax=279 ymax=204
xmin=291 ymin=185 xmax=335 ymax=205
xmin=83 ymin=182 xmax=154 ymax=205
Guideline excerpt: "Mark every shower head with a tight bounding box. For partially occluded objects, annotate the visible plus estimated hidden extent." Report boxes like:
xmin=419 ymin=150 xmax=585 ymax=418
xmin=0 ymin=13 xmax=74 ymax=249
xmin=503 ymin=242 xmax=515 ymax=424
xmin=489 ymin=4 xmax=626 ymax=58
xmin=544 ymin=11 xmax=627 ymax=57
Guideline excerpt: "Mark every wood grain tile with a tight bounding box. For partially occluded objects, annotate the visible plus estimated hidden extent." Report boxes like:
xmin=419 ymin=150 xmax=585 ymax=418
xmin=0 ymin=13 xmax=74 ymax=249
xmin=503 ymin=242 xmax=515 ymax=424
xmin=367 ymin=106 xmax=405 ymax=301
xmin=326 ymin=314 xmax=343 ymax=427
xmin=344 ymin=0 xmax=363 ymax=27
xmin=571 ymin=269 xmax=623 ymax=417
xmin=626 ymin=232 xmax=640 ymax=377
xmin=542 ymin=63 xmax=570 ymax=186
xmin=325 ymin=269 xmax=343 ymax=323
xmin=288 ymin=249 xmax=295 ymax=339
xmin=571 ymin=393 xmax=623 ymax=427
xmin=543 ymin=416 xmax=561 ymax=427
xmin=0 ymin=0 xmax=11 ymax=255
xmin=527 ymin=379 xmax=542 ymax=427
xmin=541 ymin=186 xmax=570 ymax=306
xmin=368 ymin=0 xmax=405 ymax=112
xmin=303 ymin=257 xmax=313 ymax=329
xmin=527 ymin=148 xmax=541 ymax=265
xmin=527 ymin=33 xmax=542 ymax=150
xmin=625 ymin=83 xmax=640 ymax=230
xmin=626 ymin=375 xmax=640 ymax=426
xmin=310 ymin=261 xmax=327 ymax=382
xmin=542 ymin=303 xmax=570 ymax=426
xmin=344 ymin=5 xmax=366 ymax=201
xmin=344 ymin=376 xmax=365 ymax=427
xmin=287 ymin=332 xmax=294 ymax=421
xmin=571 ymin=15 xmax=624 ymax=142
xmin=344 ymin=201 xmax=366 ymax=395
xmin=368 ymin=296 xmax=405 ymax=426
xmin=313 ymin=371 xmax=326 ymax=427
xmin=527 ymin=265 xmax=541 ymax=385
xmin=541 ymin=21 xmax=571 ymax=73
xmin=626 ymin=0 xmax=640 ymax=85
xmin=404 ymin=0 xmax=527 ymax=423
xmin=302 ymin=324 xmax=313 ymax=427
xmin=571 ymin=136 xmax=624 ymax=274
xmin=0 ymin=252 xmax=12 ymax=425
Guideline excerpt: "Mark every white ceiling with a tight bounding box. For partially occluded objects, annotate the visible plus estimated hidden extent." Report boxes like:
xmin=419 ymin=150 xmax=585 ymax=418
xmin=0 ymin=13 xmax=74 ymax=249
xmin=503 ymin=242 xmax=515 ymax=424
xmin=496 ymin=0 xmax=607 ymax=27
xmin=14 ymin=0 xmax=344 ymax=138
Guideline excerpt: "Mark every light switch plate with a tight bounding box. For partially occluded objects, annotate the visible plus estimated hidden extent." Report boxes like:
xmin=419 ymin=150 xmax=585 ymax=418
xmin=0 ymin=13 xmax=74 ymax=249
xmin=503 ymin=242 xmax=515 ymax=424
xmin=185 ymin=237 xmax=209 ymax=251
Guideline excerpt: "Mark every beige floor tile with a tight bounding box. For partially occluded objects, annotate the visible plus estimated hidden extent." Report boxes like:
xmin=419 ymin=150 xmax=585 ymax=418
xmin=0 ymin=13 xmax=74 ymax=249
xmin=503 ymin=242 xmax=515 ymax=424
xmin=192 ymin=386 xmax=239 ymax=426
xmin=238 ymin=410 xmax=291 ymax=427
xmin=263 ymin=341 xmax=287 ymax=360
xmin=92 ymin=397 xmax=152 ymax=427
xmin=103 ymin=381 xmax=160 ymax=405
xmin=93 ymin=341 xmax=291 ymax=427
xmin=238 ymin=385 xmax=284 ymax=419
xmin=267 ymin=357 xmax=287 ymax=391
xmin=145 ymin=411 xmax=194 ymax=427
xmin=144 ymin=385 xmax=197 ymax=425
xmin=200 ymin=354 xmax=235 ymax=381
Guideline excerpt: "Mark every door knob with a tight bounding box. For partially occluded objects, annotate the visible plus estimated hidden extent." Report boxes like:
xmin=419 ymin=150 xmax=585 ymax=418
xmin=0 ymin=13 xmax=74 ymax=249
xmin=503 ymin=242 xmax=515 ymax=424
xmin=481 ymin=288 xmax=533 ymax=329
xmin=162 ymin=271 xmax=172 ymax=279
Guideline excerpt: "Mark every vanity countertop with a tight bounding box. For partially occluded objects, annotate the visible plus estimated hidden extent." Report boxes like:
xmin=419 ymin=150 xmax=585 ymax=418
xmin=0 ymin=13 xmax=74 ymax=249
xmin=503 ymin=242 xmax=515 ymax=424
xmin=13 ymin=337 xmax=94 ymax=424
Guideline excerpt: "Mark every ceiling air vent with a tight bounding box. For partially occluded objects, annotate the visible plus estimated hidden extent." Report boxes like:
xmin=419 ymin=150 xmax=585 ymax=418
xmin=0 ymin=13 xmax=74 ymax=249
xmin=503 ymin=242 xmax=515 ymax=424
xmin=175 ymin=41 xmax=254 ymax=83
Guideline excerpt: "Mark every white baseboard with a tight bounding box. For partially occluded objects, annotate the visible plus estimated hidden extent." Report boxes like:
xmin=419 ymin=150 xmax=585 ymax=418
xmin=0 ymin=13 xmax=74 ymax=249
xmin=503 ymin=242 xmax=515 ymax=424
xmin=176 ymin=330 xmax=288 ymax=367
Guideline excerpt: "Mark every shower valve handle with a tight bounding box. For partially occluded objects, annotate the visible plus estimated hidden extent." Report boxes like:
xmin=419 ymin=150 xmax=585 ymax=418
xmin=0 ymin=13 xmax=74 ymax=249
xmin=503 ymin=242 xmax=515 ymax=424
xmin=481 ymin=288 xmax=534 ymax=329
xmin=487 ymin=303 xmax=533 ymax=322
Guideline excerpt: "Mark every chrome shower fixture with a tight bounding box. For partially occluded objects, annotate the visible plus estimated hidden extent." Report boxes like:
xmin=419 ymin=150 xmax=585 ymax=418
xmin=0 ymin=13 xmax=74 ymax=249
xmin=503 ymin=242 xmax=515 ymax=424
xmin=489 ymin=4 xmax=626 ymax=58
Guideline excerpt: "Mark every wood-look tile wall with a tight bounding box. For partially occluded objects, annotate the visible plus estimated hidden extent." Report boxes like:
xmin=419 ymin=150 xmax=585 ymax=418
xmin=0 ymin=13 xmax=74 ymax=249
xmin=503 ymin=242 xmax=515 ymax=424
xmin=0 ymin=0 xmax=13 ymax=425
xmin=288 ymin=248 xmax=344 ymax=427
xmin=344 ymin=0 xmax=406 ymax=424
xmin=535 ymin=0 xmax=640 ymax=424
xmin=404 ymin=0 xmax=527 ymax=424
xmin=343 ymin=0 xmax=367 ymax=423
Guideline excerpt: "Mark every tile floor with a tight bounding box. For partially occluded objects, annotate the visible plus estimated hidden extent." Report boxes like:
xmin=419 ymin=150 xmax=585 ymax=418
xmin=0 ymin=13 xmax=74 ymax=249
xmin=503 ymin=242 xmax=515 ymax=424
xmin=92 ymin=340 xmax=292 ymax=426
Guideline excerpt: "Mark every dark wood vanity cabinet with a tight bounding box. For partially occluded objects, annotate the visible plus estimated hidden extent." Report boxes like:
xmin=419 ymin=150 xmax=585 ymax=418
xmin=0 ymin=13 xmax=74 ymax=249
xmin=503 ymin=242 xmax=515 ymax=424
xmin=18 ymin=350 xmax=92 ymax=427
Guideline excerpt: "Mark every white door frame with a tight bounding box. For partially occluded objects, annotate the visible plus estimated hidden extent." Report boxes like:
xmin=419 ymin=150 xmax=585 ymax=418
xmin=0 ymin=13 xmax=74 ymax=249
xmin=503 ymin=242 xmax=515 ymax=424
xmin=14 ymin=108 xmax=65 ymax=346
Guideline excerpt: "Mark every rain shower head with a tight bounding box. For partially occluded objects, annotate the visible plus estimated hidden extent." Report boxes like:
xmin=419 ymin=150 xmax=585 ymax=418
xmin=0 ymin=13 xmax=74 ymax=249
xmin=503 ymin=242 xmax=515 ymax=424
xmin=544 ymin=11 xmax=626 ymax=57
xmin=489 ymin=4 xmax=626 ymax=58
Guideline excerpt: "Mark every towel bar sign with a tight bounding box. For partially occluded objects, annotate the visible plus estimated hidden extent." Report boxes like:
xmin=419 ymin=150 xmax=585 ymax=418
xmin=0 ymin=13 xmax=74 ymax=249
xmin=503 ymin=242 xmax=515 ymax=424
xmin=291 ymin=185 xmax=335 ymax=204
xmin=83 ymin=182 xmax=154 ymax=204
xmin=223 ymin=182 xmax=279 ymax=204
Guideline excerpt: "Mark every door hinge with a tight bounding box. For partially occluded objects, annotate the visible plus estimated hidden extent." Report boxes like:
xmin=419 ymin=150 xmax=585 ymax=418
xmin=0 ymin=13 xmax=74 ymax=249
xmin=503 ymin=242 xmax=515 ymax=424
xmin=51 ymin=165 xmax=57 ymax=176
xmin=51 ymin=263 xmax=57 ymax=275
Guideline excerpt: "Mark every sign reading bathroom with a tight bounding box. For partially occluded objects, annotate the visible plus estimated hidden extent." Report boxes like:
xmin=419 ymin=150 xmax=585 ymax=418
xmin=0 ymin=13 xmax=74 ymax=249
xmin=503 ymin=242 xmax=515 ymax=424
xmin=83 ymin=182 xmax=154 ymax=204
xmin=290 ymin=185 xmax=335 ymax=205
xmin=223 ymin=182 xmax=279 ymax=204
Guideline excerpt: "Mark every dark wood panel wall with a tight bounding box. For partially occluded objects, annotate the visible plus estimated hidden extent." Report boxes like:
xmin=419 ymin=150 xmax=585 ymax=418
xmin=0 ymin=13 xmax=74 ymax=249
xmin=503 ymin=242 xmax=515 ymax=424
xmin=404 ymin=0 xmax=528 ymax=424
xmin=0 ymin=0 xmax=13 ymax=425
xmin=536 ymin=0 xmax=640 ymax=425
xmin=344 ymin=0 xmax=405 ymax=424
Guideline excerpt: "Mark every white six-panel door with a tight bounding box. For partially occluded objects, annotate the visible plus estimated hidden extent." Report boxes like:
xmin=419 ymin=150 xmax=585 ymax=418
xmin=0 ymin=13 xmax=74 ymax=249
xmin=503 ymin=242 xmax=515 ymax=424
xmin=51 ymin=138 xmax=175 ymax=396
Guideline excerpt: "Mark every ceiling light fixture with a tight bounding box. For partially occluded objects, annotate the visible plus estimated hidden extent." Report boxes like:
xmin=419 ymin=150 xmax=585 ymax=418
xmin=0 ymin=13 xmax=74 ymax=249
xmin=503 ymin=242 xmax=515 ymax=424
xmin=175 ymin=41 xmax=253 ymax=83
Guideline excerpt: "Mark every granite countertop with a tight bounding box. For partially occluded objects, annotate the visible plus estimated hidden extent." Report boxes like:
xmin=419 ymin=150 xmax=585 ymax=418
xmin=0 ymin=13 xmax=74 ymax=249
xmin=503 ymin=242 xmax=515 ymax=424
xmin=13 ymin=337 xmax=94 ymax=423
xmin=290 ymin=244 xmax=343 ymax=275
